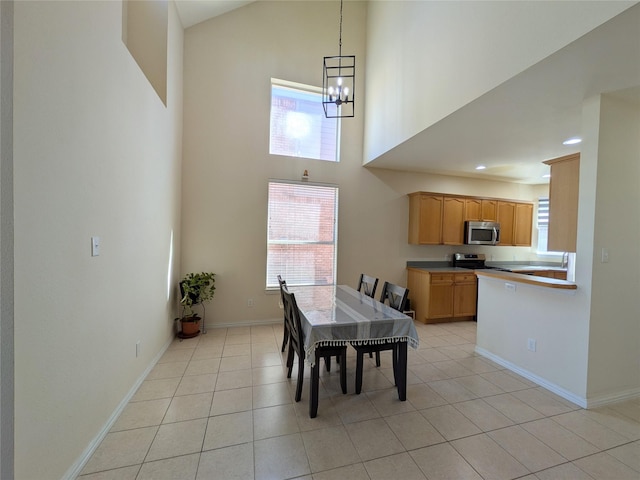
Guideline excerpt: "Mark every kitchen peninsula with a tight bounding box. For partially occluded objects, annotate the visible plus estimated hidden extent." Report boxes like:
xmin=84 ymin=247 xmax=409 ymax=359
xmin=474 ymin=270 xmax=586 ymax=407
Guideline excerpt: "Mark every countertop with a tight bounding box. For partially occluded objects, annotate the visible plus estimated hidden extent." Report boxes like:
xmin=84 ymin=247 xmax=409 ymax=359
xmin=475 ymin=270 xmax=577 ymax=290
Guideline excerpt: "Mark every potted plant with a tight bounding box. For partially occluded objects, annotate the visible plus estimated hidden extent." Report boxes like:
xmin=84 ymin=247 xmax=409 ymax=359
xmin=178 ymin=272 xmax=216 ymax=337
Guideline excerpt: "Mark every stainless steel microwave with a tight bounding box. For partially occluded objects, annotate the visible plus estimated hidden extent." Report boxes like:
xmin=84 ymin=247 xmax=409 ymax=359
xmin=464 ymin=221 xmax=500 ymax=245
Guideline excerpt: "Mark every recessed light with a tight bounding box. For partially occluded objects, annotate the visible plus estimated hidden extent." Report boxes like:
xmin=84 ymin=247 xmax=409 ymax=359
xmin=475 ymin=165 xmax=486 ymax=170
xmin=542 ymin=174 xmax=551 ymax=178
xmin=563 ymin=137 xmax=582 ymax=145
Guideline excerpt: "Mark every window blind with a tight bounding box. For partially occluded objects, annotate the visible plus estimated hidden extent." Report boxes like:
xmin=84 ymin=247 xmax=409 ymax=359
xmin=266 ymin=181 xmax=338 ymax=288
xmin=537 ymin=197 xmax=549 ymax=227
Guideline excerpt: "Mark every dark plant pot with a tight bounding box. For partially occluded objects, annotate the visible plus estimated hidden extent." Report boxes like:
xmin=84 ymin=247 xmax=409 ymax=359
xmin=179 ymin=315 xmax=201 ymax=338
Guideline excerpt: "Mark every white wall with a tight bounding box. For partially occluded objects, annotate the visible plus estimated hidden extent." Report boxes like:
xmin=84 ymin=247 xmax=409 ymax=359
xmin=476 ymin=276 xmax=590 ymax=404
xmin=586 ymin=93 xmax=640 ymax=400
xmin=182 ymin=1 xmax=544 ymax=328
xmin=477 ymin=92 xmax=640 ymax=407
xmin=363 ymin=1 xmax=635 ymax=162
xmin=0 ymin=1 xmax=14 ymax=477
xmin=13 ymin=1 xmax=183 ymax=478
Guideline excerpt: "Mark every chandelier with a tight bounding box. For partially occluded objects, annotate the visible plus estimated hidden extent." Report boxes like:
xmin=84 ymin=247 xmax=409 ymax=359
xmin=322 ymin=0 xmax=355 ymax=118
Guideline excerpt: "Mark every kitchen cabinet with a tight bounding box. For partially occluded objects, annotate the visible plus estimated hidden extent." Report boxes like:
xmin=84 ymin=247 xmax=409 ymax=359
xmin=496 ymin=201 xmax=533 ymax=246
xmin=409 ymin=192 xmax=532 ymax=246
xmin=407 ymin=269 xmax=477 ymax=324
xmin=465 ymin=199 xmax=497 ymax=222
xmin=442 ymin=197 xmax=465 ymax=244
xmin=497 ymin=201 xmax=515 ymax=245
xmin=514 ymin=203 xmax=533 ymax=246
xmin=408 ymin=193 xmax=443 ymax=245
xmin=544 ymin=153 xmax=579 ymax=252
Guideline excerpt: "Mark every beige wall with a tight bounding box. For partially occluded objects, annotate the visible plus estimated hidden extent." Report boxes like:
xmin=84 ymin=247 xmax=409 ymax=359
xmin=363 ymin=1 xmax=634 ymax=162
xmin=182 ymin=1 xmax=545 ymax=328
xmin=587 ymin=93 xmax=640 ymax=400
xmin=13 ymin=1 xmax=183 ymax=478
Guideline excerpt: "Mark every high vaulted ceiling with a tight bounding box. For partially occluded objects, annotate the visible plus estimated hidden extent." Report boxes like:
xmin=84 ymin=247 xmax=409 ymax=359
xmin=175 ymin=1 xmax=640 ymax=185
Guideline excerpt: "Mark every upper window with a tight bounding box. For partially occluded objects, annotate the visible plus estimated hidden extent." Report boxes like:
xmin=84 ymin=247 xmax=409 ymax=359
xmin=269 ymin=79 xmax=339 ymax=162
xmin=266 ymin=181 xmax=338 ymax=288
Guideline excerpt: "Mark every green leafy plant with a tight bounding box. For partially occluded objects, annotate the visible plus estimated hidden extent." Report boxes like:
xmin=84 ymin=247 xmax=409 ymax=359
xmin=180 ymin=272 xmax=216 ymax=318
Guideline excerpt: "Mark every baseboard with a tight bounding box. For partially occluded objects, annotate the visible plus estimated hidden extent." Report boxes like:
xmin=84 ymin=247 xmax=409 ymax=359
xmin=204 ymin=318 xmax=281 ymax=330
xmin=474 ymin=346 xmax=587 ymax=408
xmin=584 ymin=387 xmax=640 ymax=409
xmin=62 ymin=336 xmax=174 ymax=480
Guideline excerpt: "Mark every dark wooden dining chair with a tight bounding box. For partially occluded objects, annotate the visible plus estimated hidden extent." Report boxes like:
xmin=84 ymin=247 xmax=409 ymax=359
xmin=277 ymin=275 xmax=289 ymax=352
xmin=357 ymin=273 xmax=379 ymax=298
xmin=357 ymin=274 xmax=379 ymax=360
xmin=353 ymin=281 xmax=410 ymax=394
xmin=281 ymin=285 xmax=347 ymax=414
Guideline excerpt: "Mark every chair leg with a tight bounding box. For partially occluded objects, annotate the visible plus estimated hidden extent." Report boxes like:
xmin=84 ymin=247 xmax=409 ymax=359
xmin=375 ymin=351 xmax=381 ymax=367
xmin=286 ymin=345 xmax=294 ymax=378
xmin=339 ymin=350 xmax=347 ymax=394
xmin=295 ymin=355 xmax=304 ymax=402
xmin=391 ymin=344 xmax=398 ymax=385
xmin=325 ymin=355 xmax=331 ymax=372
xmin=280 ymin=323 xmax=288 ymax=353
xmin=310 ymin=353 xmax=320 ymax=418
xmin=355 ymin=351 xmax=364 ymax=394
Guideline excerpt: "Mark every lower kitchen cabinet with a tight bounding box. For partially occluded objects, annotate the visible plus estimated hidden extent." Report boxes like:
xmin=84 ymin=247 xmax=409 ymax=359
xmin=407 ymin=269 xmax=477 ymax=324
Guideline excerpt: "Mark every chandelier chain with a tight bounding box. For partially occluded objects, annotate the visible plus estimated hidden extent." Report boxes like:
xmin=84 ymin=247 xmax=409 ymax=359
xmin=339 ymin=0 xmax=343 ymax=57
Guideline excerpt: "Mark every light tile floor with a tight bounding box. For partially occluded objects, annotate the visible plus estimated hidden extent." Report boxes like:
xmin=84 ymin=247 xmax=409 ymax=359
xmin=79 ymin=321 xmax=640 ymax=480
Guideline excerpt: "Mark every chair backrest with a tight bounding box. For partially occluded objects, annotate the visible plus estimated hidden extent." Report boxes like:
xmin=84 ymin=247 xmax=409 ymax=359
xmin=277 ymin=275 xmax=287 ymax=307
xmin=280 ymin=285 xmax=305 ymax=360
xmin=357 ymin=273 xmax=379 ymax=298
xmin=379 ymin=282 xmax=409 ymax=312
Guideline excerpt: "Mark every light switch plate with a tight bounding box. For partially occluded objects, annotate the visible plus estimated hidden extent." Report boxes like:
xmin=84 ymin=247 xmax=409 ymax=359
xmin=91 ymin=236 xmax=100 ymax=256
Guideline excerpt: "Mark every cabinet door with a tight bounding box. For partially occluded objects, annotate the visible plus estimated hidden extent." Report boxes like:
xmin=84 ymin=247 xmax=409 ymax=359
xmin=481 ymin=200 xmax=498 ymax=221
xmin=545 ymin=154 xmax=579 ymax=252
xmin=514 ymin=203 xmax=533 ymax=246
xmin=453 ymin=274 xmax=477 ymax=317
xmin=442 ymin=197 xmax=465 ymax=245
xmin=407 ymin=268 xmax=429 ymax=324
xmin=409 ymin=194 xmax=443 ymax=244
xmin=497 ymin=201 xmax=515 ymax=245
xmin=427 ymin=274 xmax=454 ymax=318
xmin=464 ymin=199 xmax=481 ymax=221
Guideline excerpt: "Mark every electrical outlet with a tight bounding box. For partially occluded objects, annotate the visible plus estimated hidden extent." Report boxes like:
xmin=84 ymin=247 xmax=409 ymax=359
xmin=505 ymin=282 xmax=516 ymax=292
xmin=247 ymin=299 xmax=254 ymax=308
xmin=136 ymin=340 xmax=141 ymax=357
xmin=601 ymin=248 xmax=610 ymax=263
xmin=527 ymin=338 xmax=537 ymax=352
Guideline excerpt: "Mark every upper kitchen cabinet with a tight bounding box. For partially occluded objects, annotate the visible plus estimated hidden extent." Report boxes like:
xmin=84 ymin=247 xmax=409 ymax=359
xmin=442 ymin=197 xmax=465 ymax=244
xmin=408 ymin=193 xmax=465 ymax=245
xmin=408 ymin=193 xmax=443 ymax=244
xmin=514 ymin=203 xmax=533 ymax=246
xmin=497 ymin=201 xmax=516 ymax=245
xmin=544 ymin=153 xmax=580 ymax=252
xmin=497 ymin=201 xmax=533 ymax=246
xmin=464 ymin=198 xmax=497 ymax=222
xmin=409 ymin=192 xmax=532 ymax=246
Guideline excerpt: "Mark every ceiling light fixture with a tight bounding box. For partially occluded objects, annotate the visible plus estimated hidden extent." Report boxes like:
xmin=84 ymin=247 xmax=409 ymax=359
xmin=322 ymin=0 xmax=355 ymax=118
xmin=542 ymin=174 xmax=551 ymax=178
xmin=475 ymin=165 xmax=486 ymax=170
xmin=563 ymin=137 xmax=582 ymax=145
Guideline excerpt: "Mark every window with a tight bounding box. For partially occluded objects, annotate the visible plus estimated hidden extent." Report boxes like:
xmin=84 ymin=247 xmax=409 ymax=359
xmin=269 ymin=79 xmax=339 ymax=162
xmin=537 ymin=197 xmax=550 ymax=252
xmin=266 ymin=181 xmax=338 ymax=288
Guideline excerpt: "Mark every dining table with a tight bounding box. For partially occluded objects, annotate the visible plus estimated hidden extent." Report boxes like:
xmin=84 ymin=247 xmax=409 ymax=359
xmin=290 ymin=284 xmax=420 ymax=417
